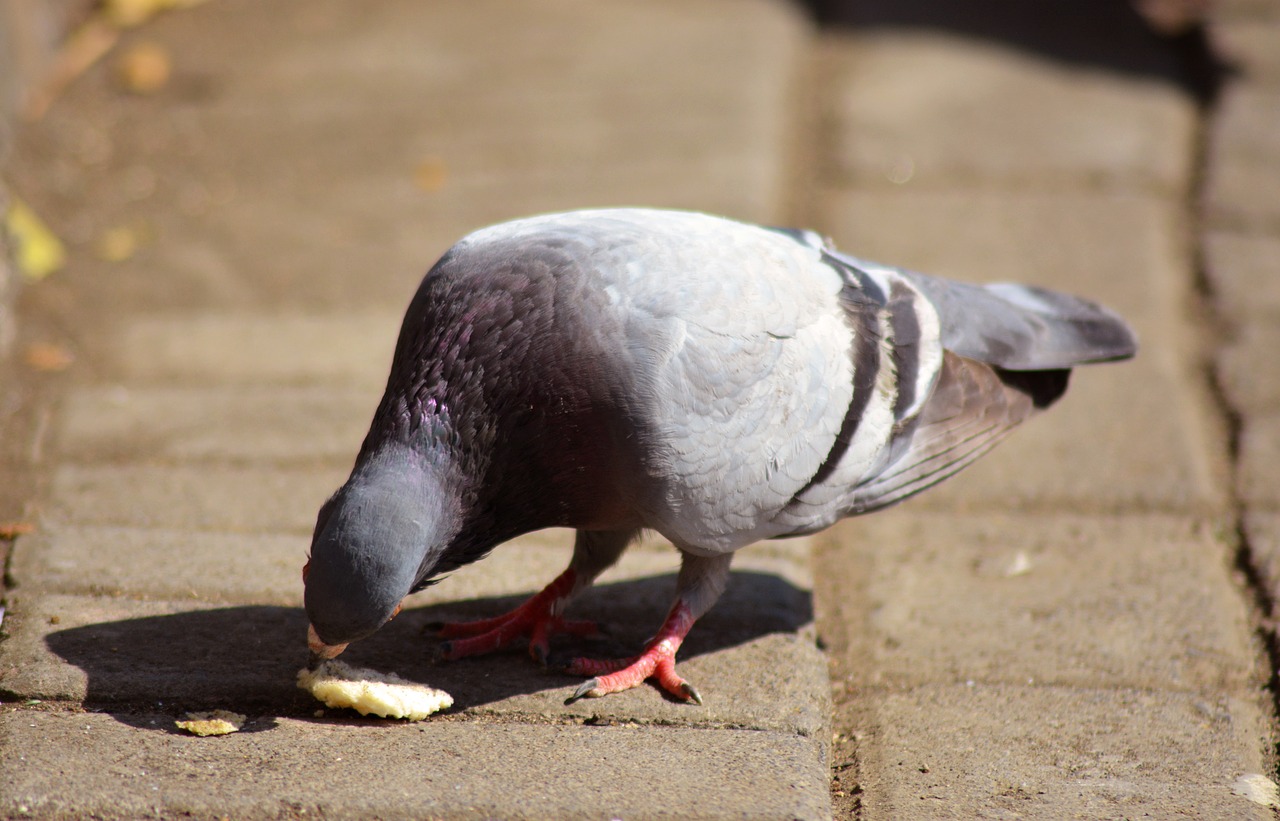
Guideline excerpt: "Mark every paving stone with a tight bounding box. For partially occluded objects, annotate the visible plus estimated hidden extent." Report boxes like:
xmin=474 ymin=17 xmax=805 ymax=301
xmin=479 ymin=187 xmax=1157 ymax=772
xmin=0 ymin=533 xmax=825 ymax=735
xmin=816 ymin=512 xmax=1259 ymax=693
xmin=104 ymin=312 xmax=401 ymax=389
xmin=1218 ymin=322 xmax=1280 ymax=417
xmin=11 ymin=526 xmax=309 ymax=604
xmin=1215 ymin=0 xmax=1280 ymax=20
xmin=820 ymin=31 xmax=1195 ymax=192
xmin=1244 ymin=512 xmax=1280 ymax=613
xmin=1238 ymin=413 xmax=1280 ymax=510
xmin=12 ymin=0 xmax=810 ymax=317
xmin=54 ymin=385 xmax=375 ymax=466
xmin=44 ymin=464 xmax=346 ymax=534
xmin=857 ymin=683 xmax=1271 ymax=820
xmin=1204 ymin=231 xmax=1280 ymax=324
xmin=1205 ymin=85 xmax=1280 ymax=231
xmin=0 ymin=709 xmax=832 ymax=821
xmin=1215 ymin=20 xmax=1280 ymax=87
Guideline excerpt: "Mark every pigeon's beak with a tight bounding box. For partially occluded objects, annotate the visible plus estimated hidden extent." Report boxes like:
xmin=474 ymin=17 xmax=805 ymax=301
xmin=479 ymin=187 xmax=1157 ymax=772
xmin=306 ymin=623 xmax=348 ymax=670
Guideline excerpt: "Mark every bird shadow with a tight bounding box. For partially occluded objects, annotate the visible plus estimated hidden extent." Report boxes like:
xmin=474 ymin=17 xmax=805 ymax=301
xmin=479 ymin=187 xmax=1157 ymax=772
xmin=43 ymin=570 xmax=811 ymax=733
xmin=796 ymin=0 xmax=1230 ymax=106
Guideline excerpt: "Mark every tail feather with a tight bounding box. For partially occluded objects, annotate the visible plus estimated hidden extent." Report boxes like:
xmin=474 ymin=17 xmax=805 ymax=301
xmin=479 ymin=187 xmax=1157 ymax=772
xmin=824 ymin=250 xmax=1138 ymax=370
xmin=902 ymin=273 xmax=1138 ymax=370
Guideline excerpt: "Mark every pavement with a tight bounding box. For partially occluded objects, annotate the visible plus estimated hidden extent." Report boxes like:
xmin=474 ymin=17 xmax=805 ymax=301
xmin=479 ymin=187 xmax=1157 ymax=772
xmin=0 ymin=0 xmax=1277 ymax=818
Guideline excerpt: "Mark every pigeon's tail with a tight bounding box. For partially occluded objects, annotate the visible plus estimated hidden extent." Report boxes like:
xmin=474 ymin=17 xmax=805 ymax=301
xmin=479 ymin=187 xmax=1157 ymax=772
xmin=901 ymin=272 xmax=1138 ymax=371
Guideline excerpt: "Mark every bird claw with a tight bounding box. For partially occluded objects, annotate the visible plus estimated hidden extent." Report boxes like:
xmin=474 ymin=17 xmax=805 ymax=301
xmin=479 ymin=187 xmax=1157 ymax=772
xmin=680 ymin=681 xmax=703 ymax=706
xmin=428 ymin=640 xmax=452 ymax=664
xmin=564 ymin=678 xmax=602 ymax=705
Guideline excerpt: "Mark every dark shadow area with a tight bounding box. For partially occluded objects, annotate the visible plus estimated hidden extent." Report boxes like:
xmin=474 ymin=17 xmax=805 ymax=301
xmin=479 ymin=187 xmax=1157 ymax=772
xmin=44 ymin=570 xmax=812 ymax=731
xmin=797 ymin=0 xmax=1229 ymax=105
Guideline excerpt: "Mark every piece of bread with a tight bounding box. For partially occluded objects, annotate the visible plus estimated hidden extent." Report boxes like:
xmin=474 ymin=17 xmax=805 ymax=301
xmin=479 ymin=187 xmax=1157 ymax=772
xmin=297 ymin=660 xmax=453 ymax=720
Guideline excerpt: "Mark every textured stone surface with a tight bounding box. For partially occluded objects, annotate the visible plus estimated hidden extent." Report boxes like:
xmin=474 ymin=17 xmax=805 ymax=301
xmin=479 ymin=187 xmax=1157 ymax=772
xmin=9 ymin=0 xmax=810 ymax=321
xmin=1245 ymin=512 xmax=1280 ymax=607
xmin=0 ymin=710 xmax=832 ymax=821
xmin=105 ymin=313 xmax=401 ymax=389
xmin=1205 ymin=85 xmax=1280 ymax=231
xmin=820 ymin=31 xmax=1195 ymax=192
xmin=1219 ymin=323 xmax=1280 ymax=417
xmin=55 ymin=385 xmax=375 ymax=465
xmin=1205 ymin=231 xmax=1280 ymax=323
xmin=1215 ymin=20 xmax=1280 ymax=87
xmin=818 ymin=512 xmax=1257 ymax=692
xmin=857 ymin=683 xmax=1271 ymax=820
xmin=1 ymin=533 xmax=824 ymax=731
xmin=1238 ymin=414 xmax=1280 ymax=510
xmin=44 ymin=464 xmax=345 ymax=534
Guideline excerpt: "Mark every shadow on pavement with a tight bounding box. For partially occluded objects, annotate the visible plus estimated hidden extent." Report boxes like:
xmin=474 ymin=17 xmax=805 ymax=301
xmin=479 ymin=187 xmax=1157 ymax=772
xmin=799 ymin=0 xmax=1228 ymax=104
xmin=44 ymin=570 xmax=811 ymax=730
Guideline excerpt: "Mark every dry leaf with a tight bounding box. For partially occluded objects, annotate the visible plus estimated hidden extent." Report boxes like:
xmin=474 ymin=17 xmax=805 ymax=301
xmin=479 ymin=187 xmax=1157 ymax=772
xmin=116 ymin=42 xmax=171 ymax=94
xmin=413 ymin=157 xmax=449 ymax=192
xmin=0 ymin=522 xmax=36 ymax=539
xmin=23 ymin=342 xmax=75 ymax=372
xmin=4 ymin=198 xmax=66 ymax=281
xmin=104 ymin=0 xmax=211 ymax=28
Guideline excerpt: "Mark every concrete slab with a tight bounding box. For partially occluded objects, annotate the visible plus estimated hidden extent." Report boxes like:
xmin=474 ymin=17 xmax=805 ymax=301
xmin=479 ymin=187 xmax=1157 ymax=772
xmin=1238 ymin=414 xmax=1280 ymax=510
xmin=55 ymin=385 xmax=375 ymax=466
xmin=44 ymin=463 xmax=345 ymax=534
xmin=814 ymin=512 xmax=1260 ymax=693
xmin=1205 ymin=231 xmax=1280 ymax=324
xmin=11 ymin=0 xmax=810 ymax=319
xmin=1205 ymin=85 xmax=1280 ymax=231
xmin=11 ymin=526 xmax=310 ymax=604
xmin=1245 ymin=512 xmax=1280 ymax=610
xmin=1214 ymin=20 xmax=1280 ymax=88
xmin=0 ymin=709 xmax=832 ymax=821
xmin=857 ymin=683 xmax=1272 ymax=820
xmin=0 ymin=532 xmax=825 ymax=735
xmin=1219 ymin=323 xmax=1280 ymax=417
xmin=819 ymin=31 xmax=1195 ymax=192
xmin=104 ymin=312 xmax=400 ymax=389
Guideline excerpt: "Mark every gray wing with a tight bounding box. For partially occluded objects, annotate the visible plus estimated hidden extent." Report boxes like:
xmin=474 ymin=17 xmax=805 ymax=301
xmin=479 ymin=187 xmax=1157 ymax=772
xmin=773 ymin=245 xmax=1136 ymax=530
xmin=827 ymin=250 xmax=1138 ymax=370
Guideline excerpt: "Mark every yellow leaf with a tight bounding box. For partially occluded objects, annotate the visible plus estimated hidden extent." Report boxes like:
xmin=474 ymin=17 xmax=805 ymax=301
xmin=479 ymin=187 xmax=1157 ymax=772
xmin=4 ymin=198 xmax=66 ymax=281
xmin=104 ymin=0 xmax=210 ymax=28
xmin=116 ymin=42 xmax=172 ymax=94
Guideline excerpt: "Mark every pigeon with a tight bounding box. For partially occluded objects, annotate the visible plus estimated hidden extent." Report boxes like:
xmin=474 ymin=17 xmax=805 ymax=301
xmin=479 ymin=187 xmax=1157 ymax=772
xmin=303 ymin=208 xmax=1137 ymax=704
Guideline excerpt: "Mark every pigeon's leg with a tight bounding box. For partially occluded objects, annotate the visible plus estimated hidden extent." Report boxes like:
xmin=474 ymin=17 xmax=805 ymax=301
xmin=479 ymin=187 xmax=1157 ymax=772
xmin=433 ymin=529 xmax=637 ymax=665
xmin=564 ymin=550 xmax=731 ymax=705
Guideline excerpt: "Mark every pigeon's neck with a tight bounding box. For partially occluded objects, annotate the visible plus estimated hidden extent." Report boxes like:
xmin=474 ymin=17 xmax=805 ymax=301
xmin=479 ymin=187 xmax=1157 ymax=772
xmin=347 ymin=442 xmax=465 ymax=583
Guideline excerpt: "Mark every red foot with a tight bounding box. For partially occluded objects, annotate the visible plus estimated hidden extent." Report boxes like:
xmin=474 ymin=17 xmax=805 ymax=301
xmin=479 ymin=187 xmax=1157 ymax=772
xmin=563 ymin=601 xmax=701 ymax=704
xmin=432 ymin=570 xmax=600 ymax=665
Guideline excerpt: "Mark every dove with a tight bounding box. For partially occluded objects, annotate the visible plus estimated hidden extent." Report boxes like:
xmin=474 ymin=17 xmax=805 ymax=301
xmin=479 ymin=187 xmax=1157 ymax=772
xmin=303 ymin=208 xmax=1137 ymax=704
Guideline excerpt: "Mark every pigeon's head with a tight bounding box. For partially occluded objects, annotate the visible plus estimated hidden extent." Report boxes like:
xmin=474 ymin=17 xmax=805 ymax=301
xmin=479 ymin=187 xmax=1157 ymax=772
xmin=303 ymin=445 xmax=454 ymax=662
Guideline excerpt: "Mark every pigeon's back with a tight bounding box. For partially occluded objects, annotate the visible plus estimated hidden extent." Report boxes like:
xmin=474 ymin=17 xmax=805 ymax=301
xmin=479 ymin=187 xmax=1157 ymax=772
xmin=376 ymin=208 xmax=1135 ymax=562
